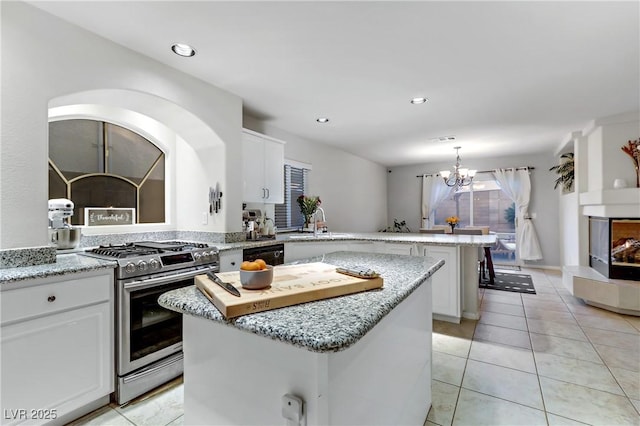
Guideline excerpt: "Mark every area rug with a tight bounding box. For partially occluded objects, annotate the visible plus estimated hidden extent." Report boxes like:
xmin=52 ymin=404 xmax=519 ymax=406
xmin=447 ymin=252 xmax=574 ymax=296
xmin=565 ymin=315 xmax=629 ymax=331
xmin=480 ymin=272 xmax=536 ymax=294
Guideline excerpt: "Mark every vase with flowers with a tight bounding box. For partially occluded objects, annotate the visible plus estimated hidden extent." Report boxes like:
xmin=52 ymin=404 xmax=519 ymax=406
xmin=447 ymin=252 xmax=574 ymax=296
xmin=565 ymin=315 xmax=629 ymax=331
xmin=446 ymin=216 xmax=460 ymax=233
xmin=297 ymin=195 xmax=321 ymax=231
xmin=621 ymin=139 xmax=640 ymax=188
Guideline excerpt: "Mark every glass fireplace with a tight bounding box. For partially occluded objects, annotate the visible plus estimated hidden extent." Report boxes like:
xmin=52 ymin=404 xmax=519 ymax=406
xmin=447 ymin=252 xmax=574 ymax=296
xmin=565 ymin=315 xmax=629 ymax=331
xmin=589 ymin=217 xmax=640 ymax=281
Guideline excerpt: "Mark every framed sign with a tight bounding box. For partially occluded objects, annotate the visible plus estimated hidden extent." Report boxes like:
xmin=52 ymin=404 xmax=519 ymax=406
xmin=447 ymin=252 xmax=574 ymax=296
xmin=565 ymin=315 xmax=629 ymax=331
xmin=85 ymin=208 xmax=136 ymax=226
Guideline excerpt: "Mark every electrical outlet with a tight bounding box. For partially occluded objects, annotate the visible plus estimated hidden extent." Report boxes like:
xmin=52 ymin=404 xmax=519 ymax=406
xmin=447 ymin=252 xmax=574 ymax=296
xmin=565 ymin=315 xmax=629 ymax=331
xmin=282 ymin=394 xmax=304 ymax=425
xmin=202 ymin=212 xmax=208 ymax=225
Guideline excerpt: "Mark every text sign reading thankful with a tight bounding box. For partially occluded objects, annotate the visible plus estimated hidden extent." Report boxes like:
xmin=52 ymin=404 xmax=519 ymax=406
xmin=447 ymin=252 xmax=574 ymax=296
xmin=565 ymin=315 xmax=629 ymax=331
xmin=85 ymin=208 xmax=136 ymax=226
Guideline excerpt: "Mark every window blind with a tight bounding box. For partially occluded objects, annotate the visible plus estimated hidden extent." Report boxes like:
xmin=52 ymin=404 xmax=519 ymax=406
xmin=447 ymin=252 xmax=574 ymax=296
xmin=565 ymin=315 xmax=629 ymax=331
xmin=275 ymin=164 xmax=308 ymax=230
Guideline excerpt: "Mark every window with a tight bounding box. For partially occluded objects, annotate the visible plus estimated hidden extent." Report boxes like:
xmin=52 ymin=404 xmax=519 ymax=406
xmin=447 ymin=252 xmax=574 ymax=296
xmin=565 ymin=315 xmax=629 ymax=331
xmin=274 ymin=163 xmax=309 ymax=230
xmin=48 ymin=119 xmax=165 ymax=225
xmin=434 ymin=176 xmax=516 ymax=264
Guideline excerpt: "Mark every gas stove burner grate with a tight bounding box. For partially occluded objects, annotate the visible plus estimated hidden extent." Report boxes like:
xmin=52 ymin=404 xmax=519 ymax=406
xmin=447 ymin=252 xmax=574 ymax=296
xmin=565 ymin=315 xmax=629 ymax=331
xmin=88 ymin=243 xmax=163 ymax=259
xmin=161 ymin=241 xmax=210 ymax=251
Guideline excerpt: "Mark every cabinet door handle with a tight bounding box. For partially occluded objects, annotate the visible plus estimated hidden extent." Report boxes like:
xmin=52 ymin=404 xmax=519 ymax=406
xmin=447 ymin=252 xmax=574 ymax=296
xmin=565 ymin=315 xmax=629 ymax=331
xmin=262 ymin=188 xmax=267 ymax=198
xmin=266 ymin=188 xmax=270 ymax=199
xmin=230 ymin=261 xmax=236 ymax=266
xmin=47 ymin=295 xmax=56 ymax=303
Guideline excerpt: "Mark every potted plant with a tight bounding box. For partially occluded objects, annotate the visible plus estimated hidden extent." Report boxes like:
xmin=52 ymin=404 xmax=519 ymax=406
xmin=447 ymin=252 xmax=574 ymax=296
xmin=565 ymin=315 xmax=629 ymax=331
xmin=296 ymin=195 xmax=321 ymax=231
xmin=621 ymin=139 xmax=639 ymax=188
xmin=549 ymin=152 xmax=574 ymax=192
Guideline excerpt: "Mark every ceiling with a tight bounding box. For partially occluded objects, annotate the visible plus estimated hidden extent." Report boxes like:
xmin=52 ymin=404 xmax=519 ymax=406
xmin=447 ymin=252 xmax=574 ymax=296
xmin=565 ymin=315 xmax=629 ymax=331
xmin=29 ymin=1 xmax=639 ymax=166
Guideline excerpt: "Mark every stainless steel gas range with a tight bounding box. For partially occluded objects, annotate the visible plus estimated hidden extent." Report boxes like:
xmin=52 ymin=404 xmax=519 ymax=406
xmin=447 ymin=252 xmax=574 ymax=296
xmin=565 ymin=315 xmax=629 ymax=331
xmin=83 ymin=241 xmax=219 ymax=405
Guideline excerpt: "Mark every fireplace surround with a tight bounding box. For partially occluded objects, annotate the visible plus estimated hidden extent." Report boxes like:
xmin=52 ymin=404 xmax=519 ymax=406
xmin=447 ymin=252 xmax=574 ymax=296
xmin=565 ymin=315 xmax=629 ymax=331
xmin=589 ymin=217 xmax=640 ymax=281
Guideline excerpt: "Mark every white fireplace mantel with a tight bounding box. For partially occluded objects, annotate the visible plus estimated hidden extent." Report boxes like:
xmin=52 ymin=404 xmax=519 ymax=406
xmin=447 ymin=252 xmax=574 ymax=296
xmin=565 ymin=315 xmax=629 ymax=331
xmin=580 ymin=188 xmax=640 ymax=218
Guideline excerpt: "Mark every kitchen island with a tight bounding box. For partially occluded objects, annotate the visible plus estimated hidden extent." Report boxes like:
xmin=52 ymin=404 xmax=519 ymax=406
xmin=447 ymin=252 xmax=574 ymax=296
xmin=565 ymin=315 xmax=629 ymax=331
xmin=159 ymin=251 xmax=443 ymax=426
xmin=216 ymin=232 xmax=496 ymax=322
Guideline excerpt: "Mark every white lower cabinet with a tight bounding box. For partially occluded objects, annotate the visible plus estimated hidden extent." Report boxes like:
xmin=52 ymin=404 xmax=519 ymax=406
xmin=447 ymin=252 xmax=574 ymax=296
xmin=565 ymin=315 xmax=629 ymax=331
xmin=373 ymin=242 xmax=416 ymax=256
xmin=1 ymin=270 xmax=114 ymax=425
xmin=219 ymin=249 xmax=243 ymax=272
xmin=345 ymin=241 xmax=375 ymax=253
xmin=284 ymin=242 xmax=351 ymax=263
xmin=419 ymin=245 xmax=461 ymax=322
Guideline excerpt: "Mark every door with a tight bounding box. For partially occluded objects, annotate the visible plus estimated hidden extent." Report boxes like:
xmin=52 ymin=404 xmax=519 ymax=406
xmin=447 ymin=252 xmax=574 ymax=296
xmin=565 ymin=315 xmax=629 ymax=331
xmin=421 ymin=245 xmax=461 ymax=321
xmin=1 ymin=303 xmax=112 ymax=425
xmin=434 ymin=178 xmax=517 ymax=266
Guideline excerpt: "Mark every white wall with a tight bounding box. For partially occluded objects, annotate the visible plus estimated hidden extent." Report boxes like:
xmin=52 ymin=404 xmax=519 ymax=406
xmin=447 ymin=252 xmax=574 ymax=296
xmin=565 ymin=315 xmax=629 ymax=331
xmin=557 ymin=111 xmax=640 ymax=268
xmin=387 ymin=153 xmax=560 ymax=267
xmin=585 ymin=112 xmax=640 ymax=191
xmin=1 ymin=2 xmax=243 ymax=249
xmin=243 ymin=116 xmax=388 ymax=233
xmin=559 ymin=192 xmax=581 ymax=265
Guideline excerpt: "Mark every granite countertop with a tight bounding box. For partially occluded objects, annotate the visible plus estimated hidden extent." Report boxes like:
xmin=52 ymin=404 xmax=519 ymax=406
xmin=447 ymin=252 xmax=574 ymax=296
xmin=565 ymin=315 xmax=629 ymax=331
xmin=215 ymin=232 xmax=496 ymax=252
xmin=158 ymin=251 xmax=444 ymax=353
xmin=0 ymin=231 xmax=487 ymax=283
xmin=0 ymin=254 xmax=117 ymax=285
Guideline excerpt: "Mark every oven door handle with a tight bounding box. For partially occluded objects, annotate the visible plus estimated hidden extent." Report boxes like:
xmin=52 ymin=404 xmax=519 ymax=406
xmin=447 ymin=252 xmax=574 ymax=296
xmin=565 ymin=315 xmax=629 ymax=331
xmin=123 ymin=266 xmax=216 ymax=290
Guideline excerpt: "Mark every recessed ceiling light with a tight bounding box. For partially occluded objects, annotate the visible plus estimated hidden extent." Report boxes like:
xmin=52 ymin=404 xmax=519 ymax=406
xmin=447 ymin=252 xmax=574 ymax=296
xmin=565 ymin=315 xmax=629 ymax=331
xmin=171 ymin=43 xmax=196 ymax=57
xmin=316 ymin=117 xmax=329 ymax=123
xmin=410 ymin=97 xmax=428 ymax=104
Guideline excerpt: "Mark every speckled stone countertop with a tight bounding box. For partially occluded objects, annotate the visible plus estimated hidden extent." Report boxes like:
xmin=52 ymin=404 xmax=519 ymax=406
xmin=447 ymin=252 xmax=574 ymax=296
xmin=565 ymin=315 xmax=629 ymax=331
xmin=159 ymin=251 xmax=443 ymax=353
xmin=0 ymin=254 xmax=116 ymax=285
xmin=0 ymin=231 xmax=484 ymax=283
xmin=215 ymin=231 xmax=496 ymax=252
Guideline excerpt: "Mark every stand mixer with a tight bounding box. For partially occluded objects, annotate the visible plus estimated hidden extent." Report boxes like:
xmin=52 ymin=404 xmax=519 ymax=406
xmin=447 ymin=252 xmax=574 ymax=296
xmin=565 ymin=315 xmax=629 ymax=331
xmin=48 ymin=198 xmax=81 ymax=249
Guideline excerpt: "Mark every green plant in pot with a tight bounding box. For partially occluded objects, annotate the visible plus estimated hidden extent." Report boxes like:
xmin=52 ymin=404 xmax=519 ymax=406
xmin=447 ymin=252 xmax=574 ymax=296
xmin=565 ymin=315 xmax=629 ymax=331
xmin=297 ymin=195 xmax=320 ymax=230
xmin=549 ymin=152 xmax=574 ymax=192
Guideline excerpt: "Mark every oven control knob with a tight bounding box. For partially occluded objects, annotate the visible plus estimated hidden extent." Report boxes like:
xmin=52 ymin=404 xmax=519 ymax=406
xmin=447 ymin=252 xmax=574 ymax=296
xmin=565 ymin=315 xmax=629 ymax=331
xmin=149 ymin=259 xmax=160 ymax=270
xmin=125 ymin=263 xmax=136 ymax=274
xmin=202 ymin=251 xmax=211 ymax=260
xmin=193 ymin=253 xmax=202 ymax=261
xmin=137 ymin=260 xmax=148 ymax=272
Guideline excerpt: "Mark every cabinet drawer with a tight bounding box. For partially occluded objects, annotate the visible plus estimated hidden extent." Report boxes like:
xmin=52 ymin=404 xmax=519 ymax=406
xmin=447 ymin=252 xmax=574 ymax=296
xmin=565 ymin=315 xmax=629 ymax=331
xmin=1 ymin=273 xmax=112 ymax=325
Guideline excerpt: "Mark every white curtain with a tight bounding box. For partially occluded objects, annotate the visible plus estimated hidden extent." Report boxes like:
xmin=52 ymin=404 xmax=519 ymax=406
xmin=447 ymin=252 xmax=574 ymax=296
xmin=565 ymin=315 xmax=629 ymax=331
xmin=493 ymin=168 xmax=543 ymax=261
xmin=421 ymin=174 xmax=454 ymax=229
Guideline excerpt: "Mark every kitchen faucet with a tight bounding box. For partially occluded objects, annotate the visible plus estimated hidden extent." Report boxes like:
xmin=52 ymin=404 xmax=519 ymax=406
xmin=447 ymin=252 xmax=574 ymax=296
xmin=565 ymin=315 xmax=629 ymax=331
xmin=314 ymin=207 xmax=327 ymax=234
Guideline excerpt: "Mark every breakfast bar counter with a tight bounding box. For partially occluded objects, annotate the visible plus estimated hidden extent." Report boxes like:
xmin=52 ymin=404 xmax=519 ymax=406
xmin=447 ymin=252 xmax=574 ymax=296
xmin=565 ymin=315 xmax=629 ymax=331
xmin=159 ymin=251 xmax=443 ymax=425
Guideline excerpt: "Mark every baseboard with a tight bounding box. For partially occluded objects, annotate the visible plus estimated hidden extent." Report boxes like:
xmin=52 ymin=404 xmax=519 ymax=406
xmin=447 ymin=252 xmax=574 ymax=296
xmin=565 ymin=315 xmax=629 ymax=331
xmin=433 ymin=313 xmax=461 ymax=324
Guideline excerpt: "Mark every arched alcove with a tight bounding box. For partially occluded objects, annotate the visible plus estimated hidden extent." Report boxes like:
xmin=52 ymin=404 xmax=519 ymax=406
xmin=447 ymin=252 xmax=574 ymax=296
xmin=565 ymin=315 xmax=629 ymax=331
xmin=48 ymin=89 xmax=228 ymax=234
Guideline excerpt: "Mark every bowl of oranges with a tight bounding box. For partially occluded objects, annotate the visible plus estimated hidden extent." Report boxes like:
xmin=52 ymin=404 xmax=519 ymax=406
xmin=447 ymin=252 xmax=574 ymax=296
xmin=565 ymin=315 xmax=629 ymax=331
xmin=239 ymin=258 xmax=273 ymax=289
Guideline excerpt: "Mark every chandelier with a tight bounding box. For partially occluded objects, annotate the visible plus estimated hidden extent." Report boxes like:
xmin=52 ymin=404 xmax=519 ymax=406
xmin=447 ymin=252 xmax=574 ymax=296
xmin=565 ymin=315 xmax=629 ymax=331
xmin=439 ymin=146 xmax=477 ymax=189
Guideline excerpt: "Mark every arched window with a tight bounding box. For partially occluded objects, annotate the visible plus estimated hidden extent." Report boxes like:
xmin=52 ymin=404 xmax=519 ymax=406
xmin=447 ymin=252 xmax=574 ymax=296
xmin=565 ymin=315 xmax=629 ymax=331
xmin=48 ymin=119 xmax=165 ymax=225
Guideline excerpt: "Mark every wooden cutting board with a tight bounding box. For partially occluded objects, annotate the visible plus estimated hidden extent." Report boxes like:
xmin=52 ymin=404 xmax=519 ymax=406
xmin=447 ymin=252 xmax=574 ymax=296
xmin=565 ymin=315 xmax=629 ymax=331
xmin=195 ymin=262 xmax=383 ymax=319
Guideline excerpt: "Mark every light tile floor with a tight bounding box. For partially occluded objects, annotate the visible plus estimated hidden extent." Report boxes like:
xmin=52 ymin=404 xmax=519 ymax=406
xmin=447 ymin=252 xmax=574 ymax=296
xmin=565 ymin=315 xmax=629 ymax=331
xmin=428 ymin=268 xmax=640 ymax=426
xmin=70 ymin=268 xmax=640 ymax=426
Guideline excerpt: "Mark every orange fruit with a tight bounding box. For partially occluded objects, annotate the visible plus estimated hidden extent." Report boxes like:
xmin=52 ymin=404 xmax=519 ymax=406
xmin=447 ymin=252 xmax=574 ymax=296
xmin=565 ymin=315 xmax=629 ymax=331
xmin=255 ymin=259 xmax=267 ymax=270
xmin=240 ymin=261 xmax=251 ymax=270
xmin=242 ymin=261 xmax=261 ymax=271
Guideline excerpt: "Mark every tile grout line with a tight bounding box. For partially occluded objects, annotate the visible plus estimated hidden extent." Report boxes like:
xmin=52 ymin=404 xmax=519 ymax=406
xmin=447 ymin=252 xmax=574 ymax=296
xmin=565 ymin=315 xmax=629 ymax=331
xmin=537 ymin=270 xmax=638 ymax=420
xmin=569 ymin=301 xmax=640 ymax=410
xmin=522 ymin=272 xmax=551 ymax=425
xmin=444 ymin=290 xmax=484 ymax=426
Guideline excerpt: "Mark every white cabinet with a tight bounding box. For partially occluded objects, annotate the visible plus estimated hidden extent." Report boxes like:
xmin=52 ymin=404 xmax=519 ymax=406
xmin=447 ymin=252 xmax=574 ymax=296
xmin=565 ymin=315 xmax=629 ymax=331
xmin=419 ymin=245 xmax=461 ymax=322
xmin=219 ymin=249 xmax=243 ymax=272
xmin=373 ymin=242 xmax=416 ymax=256
xmin=346 ymin=241 xmax=376 ymax=253
xmin=242 ymin=129 xmax=285 ymax=204
xmin=284 ymin=242 xmax=350 ymax=263
xmin=1 ymin=270 xmax=114 ymax=425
